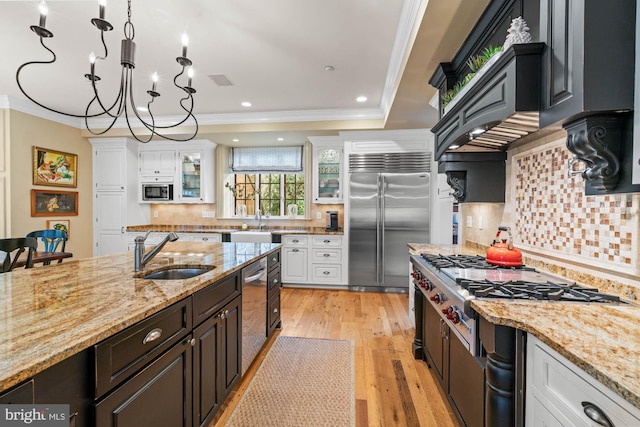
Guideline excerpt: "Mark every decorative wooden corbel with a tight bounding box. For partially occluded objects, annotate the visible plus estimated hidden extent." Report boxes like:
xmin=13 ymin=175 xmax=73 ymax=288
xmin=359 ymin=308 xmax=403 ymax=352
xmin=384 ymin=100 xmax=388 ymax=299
xmin=445 ymin=171 xmax=466 ymax=203
xmin=565 ymin=114 xmax=625 ymax=191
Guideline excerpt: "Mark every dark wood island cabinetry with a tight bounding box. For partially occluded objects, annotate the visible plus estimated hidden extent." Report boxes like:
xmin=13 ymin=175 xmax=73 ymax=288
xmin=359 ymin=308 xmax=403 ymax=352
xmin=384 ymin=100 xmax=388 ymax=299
xmin=0 ymin=242 xmax=281 ymax=427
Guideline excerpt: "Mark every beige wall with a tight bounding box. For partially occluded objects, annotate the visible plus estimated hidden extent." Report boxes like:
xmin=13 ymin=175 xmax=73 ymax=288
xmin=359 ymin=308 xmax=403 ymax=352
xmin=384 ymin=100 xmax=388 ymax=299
xmin=9 ymin=111 xmax=93 ymax=259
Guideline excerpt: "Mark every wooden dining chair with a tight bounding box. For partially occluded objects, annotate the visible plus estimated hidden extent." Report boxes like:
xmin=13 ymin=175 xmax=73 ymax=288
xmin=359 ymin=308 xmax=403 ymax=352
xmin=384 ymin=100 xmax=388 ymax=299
xmin=0 ymin=237 xmax=38 ymax=272
xmin=26 ymin=230 xmax=68 ymax=265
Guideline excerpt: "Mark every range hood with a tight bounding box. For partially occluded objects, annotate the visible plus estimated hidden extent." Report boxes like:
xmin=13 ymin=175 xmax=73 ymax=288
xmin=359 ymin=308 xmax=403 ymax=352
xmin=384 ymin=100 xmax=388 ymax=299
xmin=430 ymin=43 xmax=545 ymax=160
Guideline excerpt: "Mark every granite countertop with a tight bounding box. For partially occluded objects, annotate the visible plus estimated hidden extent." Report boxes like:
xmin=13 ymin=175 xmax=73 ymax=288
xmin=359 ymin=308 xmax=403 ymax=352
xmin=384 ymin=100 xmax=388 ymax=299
xmin=0 ymin=241 xmax=281 ymax=392
xmin=409 ymin=243 xmax=640 ymax=410
xmin=126 ymin=224 xmax=344 ymax=235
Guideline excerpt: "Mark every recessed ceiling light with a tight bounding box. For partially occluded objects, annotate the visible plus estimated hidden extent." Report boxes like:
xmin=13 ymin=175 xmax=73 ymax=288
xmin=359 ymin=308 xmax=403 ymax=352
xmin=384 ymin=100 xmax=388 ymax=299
xmin=241 ymin=101 xmax=252 ymax=107
xmin=356 ymin=96 xmax=367 ymax=103
xmin=277 ymin=137 xmax=284 ymax=141
xmin=232 ymin=138 xmax=239 ymax=142
xmin=324 ymin=65 xmax=335 ymax=72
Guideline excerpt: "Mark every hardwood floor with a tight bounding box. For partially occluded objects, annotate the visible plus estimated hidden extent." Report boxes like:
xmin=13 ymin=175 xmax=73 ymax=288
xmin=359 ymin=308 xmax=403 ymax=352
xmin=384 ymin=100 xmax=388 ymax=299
xmin=212 ymin=287 xmax=460 ymax=427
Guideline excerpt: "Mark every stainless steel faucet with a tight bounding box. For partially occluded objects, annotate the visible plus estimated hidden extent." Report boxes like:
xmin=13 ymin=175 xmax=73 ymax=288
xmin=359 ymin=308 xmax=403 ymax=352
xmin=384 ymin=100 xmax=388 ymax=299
xmin=134 ymin=231 xmax=179 ymax=272
xmin=255 ymin=208 xmax=264 ymax=231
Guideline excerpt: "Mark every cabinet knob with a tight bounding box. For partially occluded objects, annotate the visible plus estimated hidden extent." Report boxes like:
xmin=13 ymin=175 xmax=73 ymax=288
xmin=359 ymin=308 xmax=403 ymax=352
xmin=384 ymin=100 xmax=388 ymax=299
xmin=292 ymin=248 xmax=299 ymax=252
xmin=323 ymin=239 xmax=330 ymax=243
xmin=187 ymin=338 xmax=196 ymax=346
xmin=202 ymin=237 xmax=208 ymax=241
xmin=273 ymin=278 xmax=279 ymax=284
xmin=143 ymin=328 xmax=162 ymax=344
xmin=323 ymin=271 xmax=330 ymax=275
xmin=271 ymin=257 xmax=277 ymax=262
xmin=273 ymin=308 xmax=278 ymax=313
xmin=292 ymin=239 xmax=299 ymax=243
xmin=323 ymin=253 xmax=331 ymax=257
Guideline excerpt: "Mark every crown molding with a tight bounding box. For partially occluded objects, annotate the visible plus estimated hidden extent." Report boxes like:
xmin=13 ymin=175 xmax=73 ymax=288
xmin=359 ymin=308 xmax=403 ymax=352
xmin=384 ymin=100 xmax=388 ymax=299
xmin=379 ymin=0 xmax=429 ymax=120
xmin=1 ymin=94 xmax=386 ymax=130
xmin=0 ymin=95 xmax=83 ymax=128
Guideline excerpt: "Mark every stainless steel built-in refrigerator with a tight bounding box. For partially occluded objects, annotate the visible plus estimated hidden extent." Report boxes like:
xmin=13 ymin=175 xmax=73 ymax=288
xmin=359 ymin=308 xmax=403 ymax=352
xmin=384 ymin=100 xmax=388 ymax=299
xmin=348 ymin=152 xmax=431 ymax=290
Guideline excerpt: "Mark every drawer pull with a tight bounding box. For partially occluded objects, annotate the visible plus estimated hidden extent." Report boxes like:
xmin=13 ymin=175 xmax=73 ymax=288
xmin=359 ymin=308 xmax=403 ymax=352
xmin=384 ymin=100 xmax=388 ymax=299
xmin=581 ymin=402 xmax=614 ymax=427
xmin=323 ymin=239 xmax=330 ymax=243
xmin=292 ymin=239 xmax=299 ymax=243
xmin=143 ymin=328 xmax=162 ymax=344
xmin=292 ymin=248 xmax=299 ymax=252
xmin=323 ymin=271 xmax=330 ymax=275
xmin=323 ymin=253 xmax=331 ymax=257
xmin=202 ymin=237 xmax=208 ymax=241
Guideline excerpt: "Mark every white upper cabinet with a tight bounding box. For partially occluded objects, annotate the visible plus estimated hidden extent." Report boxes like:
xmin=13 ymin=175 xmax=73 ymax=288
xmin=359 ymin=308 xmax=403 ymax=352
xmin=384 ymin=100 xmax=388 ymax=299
xmin=138 ymin=140 xmax=216 ymax=203
xmin=309 ymin=136 xmax=344 ymax=204
xmin=139 ymin=149 xmax=176 ymax=176
xmin=177 ymin=142 xmax=215 ymax=203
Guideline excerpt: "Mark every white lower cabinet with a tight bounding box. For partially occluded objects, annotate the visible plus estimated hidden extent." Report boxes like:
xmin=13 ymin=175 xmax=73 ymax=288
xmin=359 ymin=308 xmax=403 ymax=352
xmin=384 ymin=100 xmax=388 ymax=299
xmin=526 ymin=335 xmax=640 ymax=426
xmin=281 ymin=234 xmax=346 ymax=285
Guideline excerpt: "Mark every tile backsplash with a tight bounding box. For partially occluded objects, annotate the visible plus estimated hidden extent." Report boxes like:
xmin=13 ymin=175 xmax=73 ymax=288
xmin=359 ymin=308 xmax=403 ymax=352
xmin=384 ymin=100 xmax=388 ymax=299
xmin=461 ymin=131 xmax=640 ymax=282
xmin=511 ymin=138 xmax=638 ymax=271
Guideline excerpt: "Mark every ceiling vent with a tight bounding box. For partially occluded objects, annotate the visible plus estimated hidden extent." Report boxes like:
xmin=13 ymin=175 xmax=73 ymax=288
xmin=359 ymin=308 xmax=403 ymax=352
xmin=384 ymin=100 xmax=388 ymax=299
xmin=208 ymin=74 xmax=233 ymax=86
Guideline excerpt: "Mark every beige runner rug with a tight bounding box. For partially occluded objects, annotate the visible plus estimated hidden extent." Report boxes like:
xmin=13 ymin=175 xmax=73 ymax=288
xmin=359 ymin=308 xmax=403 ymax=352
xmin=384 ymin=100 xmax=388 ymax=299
xmin=225 ymin=336 xmax=355 ymax=427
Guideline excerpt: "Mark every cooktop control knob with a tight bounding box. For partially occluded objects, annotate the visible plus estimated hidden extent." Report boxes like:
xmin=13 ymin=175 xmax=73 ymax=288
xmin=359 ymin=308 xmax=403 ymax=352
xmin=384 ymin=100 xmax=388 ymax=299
xmin=424 ymin=279 xmax=433 ymax=291
xmin=441 ymin=306 xmax=452 ymax=315
xmin=430 ymin=293 xmax=444 ymax=304
xmin=447 ymin=311 xmax=460 ymax=324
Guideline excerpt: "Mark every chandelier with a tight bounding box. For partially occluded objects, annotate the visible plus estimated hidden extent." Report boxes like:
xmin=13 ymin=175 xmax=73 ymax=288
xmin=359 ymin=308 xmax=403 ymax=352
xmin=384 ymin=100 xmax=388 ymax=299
xmin=16 ymin=0 xmax=199 ymax=143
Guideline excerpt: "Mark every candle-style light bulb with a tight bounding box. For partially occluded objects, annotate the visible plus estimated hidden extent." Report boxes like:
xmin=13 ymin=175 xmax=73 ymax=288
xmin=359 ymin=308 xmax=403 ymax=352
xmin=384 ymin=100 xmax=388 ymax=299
xmin=181 ymin=33 xmax=189 ymax=58
xmin=38 ymin=1 xmax=48 ymax=28
xmin=187 ymin=67 xmax=194 ymax=87
xmin=89 ymin=52 xmax=97 ymax=64
xmin=98 ymin=0 xmax=107 ymax=19
xmin=151 ymin=72 xmax=158 ymax=92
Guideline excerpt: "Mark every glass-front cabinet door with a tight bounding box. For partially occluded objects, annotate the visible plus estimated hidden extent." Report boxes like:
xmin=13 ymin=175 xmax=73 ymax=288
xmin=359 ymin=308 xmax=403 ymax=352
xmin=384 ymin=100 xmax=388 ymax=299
xmin=311 ymin=138 xmax=343 ymax=203
xmin=180 ymin=151 xmax=202 ymax=201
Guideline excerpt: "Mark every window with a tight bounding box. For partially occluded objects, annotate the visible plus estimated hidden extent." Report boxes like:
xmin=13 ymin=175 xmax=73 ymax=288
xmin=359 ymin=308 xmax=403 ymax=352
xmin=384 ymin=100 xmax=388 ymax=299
xmin=231 ymin=173 xmax=304 ymax=217
xmin=228 ymin=146 xmax=306 ymax=217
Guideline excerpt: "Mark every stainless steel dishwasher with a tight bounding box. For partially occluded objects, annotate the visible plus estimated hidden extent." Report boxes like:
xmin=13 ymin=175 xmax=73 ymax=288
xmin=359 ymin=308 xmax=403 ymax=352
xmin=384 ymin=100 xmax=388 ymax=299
xmin=241 ymin=257 xmax=267 ymax=375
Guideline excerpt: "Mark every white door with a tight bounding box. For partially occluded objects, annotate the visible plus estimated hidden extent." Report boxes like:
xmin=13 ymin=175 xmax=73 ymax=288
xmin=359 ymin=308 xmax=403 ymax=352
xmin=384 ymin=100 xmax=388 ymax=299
xmin=95 ymin=192 xmax=126 ymax=255
xmin=95 ymin=147 xmax=126 ymax=191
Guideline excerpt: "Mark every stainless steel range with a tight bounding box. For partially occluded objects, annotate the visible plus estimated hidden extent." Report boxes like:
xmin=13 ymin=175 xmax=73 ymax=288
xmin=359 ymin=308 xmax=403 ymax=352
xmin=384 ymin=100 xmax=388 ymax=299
xmin=410 ymin=253 xmax=626 ymax=427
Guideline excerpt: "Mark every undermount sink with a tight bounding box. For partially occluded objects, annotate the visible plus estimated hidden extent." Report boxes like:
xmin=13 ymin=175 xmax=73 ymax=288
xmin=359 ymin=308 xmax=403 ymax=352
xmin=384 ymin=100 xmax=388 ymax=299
xmin=140 ymin=267 xmax=214 ymax=280
xmin=230 ymin=231 xmax=272 ymax=243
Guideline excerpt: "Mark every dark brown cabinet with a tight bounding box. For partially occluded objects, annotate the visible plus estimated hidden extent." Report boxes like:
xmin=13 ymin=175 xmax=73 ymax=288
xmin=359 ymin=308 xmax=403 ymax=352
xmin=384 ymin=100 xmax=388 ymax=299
xmin=95 ymin=337 xmax=193 ymax=427
xmin=422 ymin=300 xmax=448 ymax=385
xmin=193 ymin=296 xmax=241 ymax=427
xmin=420 ymin=297 xmax=484 ymax=427
xmin=539 ymin=0 xmax=635 ymax=128
xmin=0 ymin=380 xmax=33 ymax=404
xmin=267 ymin=251 xmax=281 ymax=336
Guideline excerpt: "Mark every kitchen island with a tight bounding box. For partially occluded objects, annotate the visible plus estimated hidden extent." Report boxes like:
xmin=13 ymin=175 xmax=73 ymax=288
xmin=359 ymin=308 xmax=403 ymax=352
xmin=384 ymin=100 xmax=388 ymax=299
xmin=409 ymin=243 xmax=640 ymax=424
xmin=0 ymin=241 xmax=280 ymax=397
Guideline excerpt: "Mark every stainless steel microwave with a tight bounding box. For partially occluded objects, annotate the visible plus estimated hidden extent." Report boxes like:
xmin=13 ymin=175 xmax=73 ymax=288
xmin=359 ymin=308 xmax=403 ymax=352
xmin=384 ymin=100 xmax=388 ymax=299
xmin=142 ymin=184 xmax=173 ymax=201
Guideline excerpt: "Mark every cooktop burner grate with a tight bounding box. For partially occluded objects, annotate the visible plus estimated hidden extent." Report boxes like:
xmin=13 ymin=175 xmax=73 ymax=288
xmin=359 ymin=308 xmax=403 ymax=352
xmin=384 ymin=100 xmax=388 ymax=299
xmin=419 ymin=253 xmax=534 ymax=270
xmin=458 ymin=279 xmax=622 ymax=303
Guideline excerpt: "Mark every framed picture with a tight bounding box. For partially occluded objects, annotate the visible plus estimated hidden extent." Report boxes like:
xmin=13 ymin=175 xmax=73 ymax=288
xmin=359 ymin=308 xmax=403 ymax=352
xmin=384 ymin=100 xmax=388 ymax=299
xmin=46 ymin=219 xmax=70 ymax=240
xmin=33 ymin=146 xmax=78 ymax=188
xmin=31 ymin=190 xmax=78 ymax=217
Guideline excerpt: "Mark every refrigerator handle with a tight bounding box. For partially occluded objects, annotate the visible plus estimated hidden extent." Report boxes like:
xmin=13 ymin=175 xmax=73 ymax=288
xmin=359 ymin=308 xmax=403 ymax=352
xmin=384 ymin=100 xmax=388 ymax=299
xmin=379 ymin=175 xmax=385 ymax=284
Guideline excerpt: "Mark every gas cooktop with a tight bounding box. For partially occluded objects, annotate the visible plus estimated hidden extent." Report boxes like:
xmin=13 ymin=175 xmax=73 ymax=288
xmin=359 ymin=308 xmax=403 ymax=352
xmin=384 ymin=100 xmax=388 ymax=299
xmin=414 ymin=253 xmax=626 ymax=305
